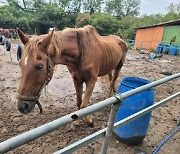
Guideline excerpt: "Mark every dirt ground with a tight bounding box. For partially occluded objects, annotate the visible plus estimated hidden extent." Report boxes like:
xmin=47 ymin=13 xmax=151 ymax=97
xmin=0 ymin=40 xmax=180 ymax=154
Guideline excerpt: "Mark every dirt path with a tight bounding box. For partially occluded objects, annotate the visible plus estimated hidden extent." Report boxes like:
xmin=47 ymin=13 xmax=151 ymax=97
xmin=0 ymin=41 xmax=179 ymax=154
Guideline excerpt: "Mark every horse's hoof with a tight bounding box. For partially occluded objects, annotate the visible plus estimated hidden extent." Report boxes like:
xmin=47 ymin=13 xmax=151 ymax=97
xmin=87 ymin=119 xmax=94 ymax=128
xmin=70 ymin=120 xmax=80 ymax=129
xmin=84 ymin=116 xmax=94 ymax=127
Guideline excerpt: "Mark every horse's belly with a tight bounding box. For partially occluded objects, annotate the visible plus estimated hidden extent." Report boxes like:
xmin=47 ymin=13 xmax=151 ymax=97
xmin=98 ymin=44 xmax=123 ymax=76
xmin=98 ymin=60 xmax=119 ymax=76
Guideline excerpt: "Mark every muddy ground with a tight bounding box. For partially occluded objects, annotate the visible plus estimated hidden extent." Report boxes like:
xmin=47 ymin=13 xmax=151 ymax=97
xmin=0 ymin=40 xmax=179 ymax=154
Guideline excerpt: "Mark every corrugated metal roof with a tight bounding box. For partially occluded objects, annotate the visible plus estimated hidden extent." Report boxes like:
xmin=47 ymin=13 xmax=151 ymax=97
xmin=136 ymin=19 xmax=180 ymax=29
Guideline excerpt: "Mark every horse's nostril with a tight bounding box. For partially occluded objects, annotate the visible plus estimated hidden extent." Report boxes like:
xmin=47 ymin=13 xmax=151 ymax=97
xmin=22 ymin=103 xmax=29 ymax=110
xmin=17 ymin=100 xmax=36 ymax=114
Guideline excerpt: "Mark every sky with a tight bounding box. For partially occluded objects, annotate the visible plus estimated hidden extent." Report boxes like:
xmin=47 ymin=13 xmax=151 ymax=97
xmin=140 ymin=0 xmax=180 ymax=15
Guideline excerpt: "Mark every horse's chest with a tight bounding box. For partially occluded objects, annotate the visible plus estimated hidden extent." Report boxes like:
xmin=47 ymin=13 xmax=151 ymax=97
xmin=69 ymin=68 xmax=92 ymax=82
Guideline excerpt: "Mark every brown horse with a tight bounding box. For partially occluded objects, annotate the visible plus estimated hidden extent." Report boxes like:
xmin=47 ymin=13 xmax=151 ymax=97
xmin=16 ymin=25 xmax=128 ymax=126
xmin=0 ymin=28 xmax=11 ymax=38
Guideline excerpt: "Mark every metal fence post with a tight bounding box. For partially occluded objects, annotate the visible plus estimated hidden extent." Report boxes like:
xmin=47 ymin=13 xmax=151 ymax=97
xmin=101 ymin=98 xmax=121 ymax=154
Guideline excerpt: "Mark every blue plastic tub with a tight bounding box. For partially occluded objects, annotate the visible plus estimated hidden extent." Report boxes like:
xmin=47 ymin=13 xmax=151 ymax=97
xmin=162 ymin=45 xmax=170 ymax=54
xmin=170 ymin=46 xmax=177 ymax=55
xmin=156 ymin=44 xmax=163 ymax=53
xmin=114 ymin=77 xmax=154 ymax=145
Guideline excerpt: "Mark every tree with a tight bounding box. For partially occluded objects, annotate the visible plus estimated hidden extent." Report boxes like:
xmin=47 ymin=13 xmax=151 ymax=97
xmin=91 ymin=13 xmax=120 ymax=35
xmin=105 ymin=0 xmax=140 ymax=18
xmin=1 ymin=0 xmax=179 ymax=38
xmin=82 ymin=0 xmax=103 ymax=14
xmin=56 ymin=0 xmax=103 ymax=14
xmin=76 ymin=13 xmax=120 ymax=35
xmin=166 ymin=3 xmax=180 ymax=14
xmin=0 ymin=1 xmax=34 ymax=31
xmin=76 ymin=13 xmax=92 ymax=27
xmin=68 ymin=0 xmax=82 ymax=13
xmin=0 ymin=5 xmax=17 ymax=28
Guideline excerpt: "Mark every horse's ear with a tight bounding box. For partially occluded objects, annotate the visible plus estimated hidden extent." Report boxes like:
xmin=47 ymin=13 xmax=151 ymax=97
xmin=38 ymin=30 xmax=54 ymax=51
xmin=16 ymin=28 xmax=29 ymax=45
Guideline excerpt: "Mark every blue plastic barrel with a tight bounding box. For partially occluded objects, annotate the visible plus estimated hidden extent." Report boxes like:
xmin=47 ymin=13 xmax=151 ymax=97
xmin=162 ymin=45 xmax=170 ymax=54
xmin=131 ymin=40 xmax=135 ymax=45
xmin=114 ymin=77 xmax=154 ymax=145
xmin=170 ymin=46 xmax=177 ymax=55
xmin=156 ymin=44 xmax=163 ymax=53
xmin=177 ymin=47 xmax=180 ymax=55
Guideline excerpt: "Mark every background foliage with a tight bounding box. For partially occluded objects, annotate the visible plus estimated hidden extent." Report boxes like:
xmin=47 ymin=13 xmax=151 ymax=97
xmin=0 ymin=0 xmax=180 ymax=39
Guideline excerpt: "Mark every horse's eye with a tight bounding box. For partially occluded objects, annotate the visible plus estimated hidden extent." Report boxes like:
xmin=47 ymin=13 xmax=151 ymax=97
xmin=35 ymin=64 xmax=43 ymax=70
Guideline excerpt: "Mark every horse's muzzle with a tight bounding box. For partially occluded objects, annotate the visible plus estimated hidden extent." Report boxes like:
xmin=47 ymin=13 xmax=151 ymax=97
xmin=16 ymin=94 xmax=43 ymax=114
xmin=17 ymin=99 xmax=36 ymax=114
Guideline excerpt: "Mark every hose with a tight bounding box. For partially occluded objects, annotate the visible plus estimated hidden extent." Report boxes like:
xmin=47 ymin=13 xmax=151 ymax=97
xmin=152 ymin=124 xmax=180 ymax=154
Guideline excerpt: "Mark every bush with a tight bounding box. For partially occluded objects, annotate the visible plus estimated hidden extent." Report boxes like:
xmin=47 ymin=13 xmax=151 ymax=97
xmin=76 ymin=13 xmax=120 ymax=36
xmin=76 ymin=13 xmax=92 ymax=28
xmin=91 ymin=13 xmax=120 ymax=36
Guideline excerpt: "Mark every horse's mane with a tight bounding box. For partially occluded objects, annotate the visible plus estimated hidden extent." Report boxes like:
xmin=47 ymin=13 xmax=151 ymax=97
xmin=76 ymin=25 xmax=100 ymax=62
xmin=50 ymin=32 xmax=62 ymax=59
xmin=22 ymin=32 xmax=62 ymax=59
xmin=22 ymin=35 xmax=42 ymax=58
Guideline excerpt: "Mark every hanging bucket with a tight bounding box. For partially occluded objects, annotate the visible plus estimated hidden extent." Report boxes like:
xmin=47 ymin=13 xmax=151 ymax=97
xmin=170 ymin=46 xmax=177 ymax=55
xmin=114 ymin=77 xmax=154 ymax=145
xmin=162 ymin=45 xmax=170 ymax=54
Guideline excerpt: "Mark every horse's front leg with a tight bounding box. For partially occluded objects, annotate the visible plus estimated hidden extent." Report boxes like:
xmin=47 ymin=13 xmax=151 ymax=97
xmin=80 ymin=78 xmax=97 ymax=127
xmin=68 ymin=67 xmax=83 ymax=109
xmin=73 ymin=79 xmax=83 ymax=110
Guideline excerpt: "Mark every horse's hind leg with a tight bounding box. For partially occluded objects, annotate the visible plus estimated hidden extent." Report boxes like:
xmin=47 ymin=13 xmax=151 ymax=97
xmin=108 ymin=45 xmax=127 ymax=97
xmin=108 ymin=62 xmax=123 ymax=97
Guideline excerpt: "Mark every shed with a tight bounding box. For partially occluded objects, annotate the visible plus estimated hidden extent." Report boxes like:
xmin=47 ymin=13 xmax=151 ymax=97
xmin=162 ymin=25 xmax=180 ymax=46
xmin=134 ymin=19 xmax=180 ymax=51
xmin=35 ymin=23 xmax=52 ymax=35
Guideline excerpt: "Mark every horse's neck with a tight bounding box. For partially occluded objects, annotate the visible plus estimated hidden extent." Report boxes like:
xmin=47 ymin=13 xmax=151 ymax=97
xmin=53 ymin=31 xmax=81 ymax=69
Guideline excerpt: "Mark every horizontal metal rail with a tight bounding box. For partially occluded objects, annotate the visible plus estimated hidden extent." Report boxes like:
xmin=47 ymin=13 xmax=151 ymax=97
xmin=0 ymin=73 xmax=180 ymax=154
xmin=117 ymin=73 xmax=180 ymax=100
xmin=54 ymin=91 xmax=180 ymax=154
xmin=114 ymin=91 xmax=180 ymax=130
xmin=0 ymin=99 xmax=118 ymax=153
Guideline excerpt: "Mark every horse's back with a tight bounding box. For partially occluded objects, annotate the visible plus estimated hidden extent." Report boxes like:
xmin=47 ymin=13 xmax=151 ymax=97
xmin=100 ymin=35 xmax=127 ymax=50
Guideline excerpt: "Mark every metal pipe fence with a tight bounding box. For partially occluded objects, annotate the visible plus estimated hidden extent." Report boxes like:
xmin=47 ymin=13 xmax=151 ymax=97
xmin=0 ymin=73 xmax=180 ymax=154
xmin=55 ymin=91 xmax=180 ymax=154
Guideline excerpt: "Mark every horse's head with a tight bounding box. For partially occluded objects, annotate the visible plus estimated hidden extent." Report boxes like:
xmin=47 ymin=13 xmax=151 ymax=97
xmin=16 ymin=28 xmax=55 ymax=114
